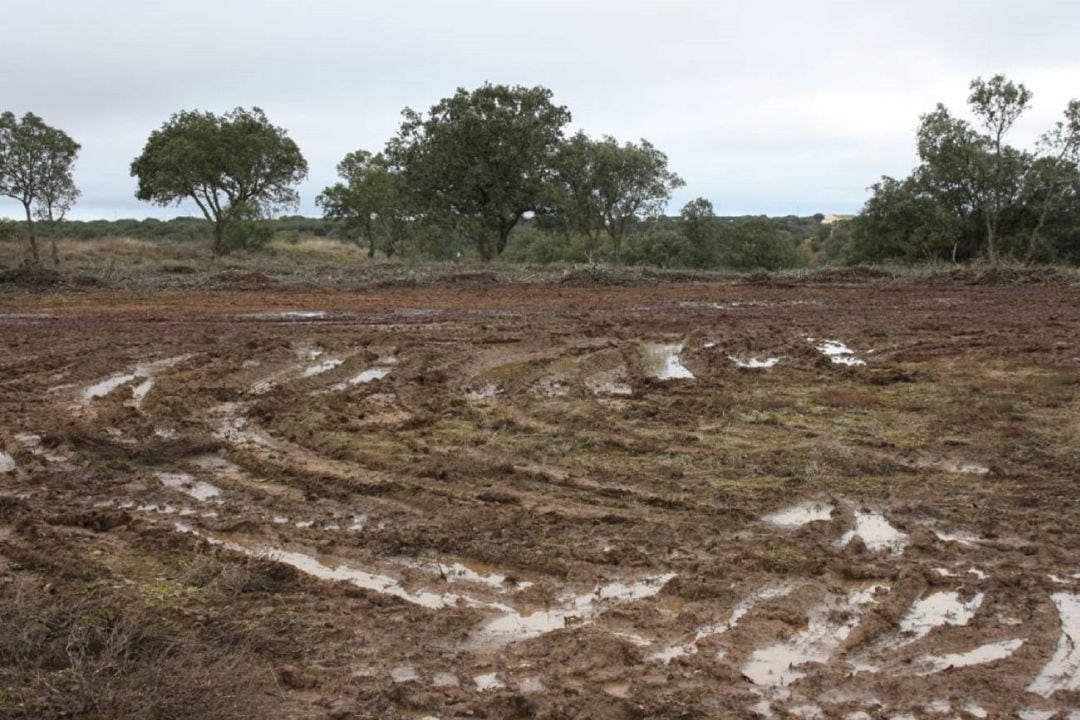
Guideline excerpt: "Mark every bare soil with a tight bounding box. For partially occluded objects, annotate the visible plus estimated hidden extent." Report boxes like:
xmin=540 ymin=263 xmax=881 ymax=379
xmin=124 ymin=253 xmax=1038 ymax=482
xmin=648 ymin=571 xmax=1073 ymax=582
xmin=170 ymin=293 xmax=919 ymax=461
xmin=1 ymin=278 xmax=1079 ymax=719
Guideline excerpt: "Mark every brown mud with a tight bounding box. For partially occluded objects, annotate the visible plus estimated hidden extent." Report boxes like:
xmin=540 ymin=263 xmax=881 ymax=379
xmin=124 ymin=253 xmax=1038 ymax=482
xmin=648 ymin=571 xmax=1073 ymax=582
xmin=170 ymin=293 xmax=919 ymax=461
xmin=1 ymin=280 xmax=1079 ymax=718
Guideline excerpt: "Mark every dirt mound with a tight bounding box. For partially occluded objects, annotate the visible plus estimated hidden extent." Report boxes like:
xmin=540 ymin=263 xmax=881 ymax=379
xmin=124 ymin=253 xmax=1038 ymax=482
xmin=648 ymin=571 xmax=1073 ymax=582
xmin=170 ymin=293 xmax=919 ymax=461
xmin=213 ymin=270 xmax=277 ymax=287
xmin=811 ymin=265 xmax=895 ymax=282
xmin=940 ymin=264 xmax=1077 ymax=285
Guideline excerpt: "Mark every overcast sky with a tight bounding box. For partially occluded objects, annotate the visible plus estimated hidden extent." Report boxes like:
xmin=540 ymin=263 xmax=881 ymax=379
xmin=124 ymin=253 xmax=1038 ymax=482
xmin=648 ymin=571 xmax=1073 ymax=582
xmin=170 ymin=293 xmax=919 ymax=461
xmin=2 ymin=0 xmax=1078 ymax=221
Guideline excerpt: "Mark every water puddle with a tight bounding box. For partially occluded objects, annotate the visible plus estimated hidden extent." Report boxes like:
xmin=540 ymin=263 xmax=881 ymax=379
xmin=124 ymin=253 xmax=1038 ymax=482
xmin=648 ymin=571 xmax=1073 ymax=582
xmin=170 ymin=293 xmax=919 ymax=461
xmin=742 ymin=584 xmax=886 ymax=687
xmin=242 ymin=310 xmax=328 ymax=320
xmin=157 ymin=471 xmax=222 ymax=502
xmin=517 ymin=676 xmax=545 ymax=693
xmin=708 ymin=584 xmax=799 ymax=645
xmin=761 ymin=502 xmax=833 ymax=528
xmin=0 ymin=452 xmax=15 ymax=473
xmin=84 ymin=371 xmax=138 ymax=400
xmin=332 ymin=358 xmax=395 ymax=389
xmin=302 ymin=357 xmax=343 ymax=377
xmin=917 ymin=638 xmax=1023 ymax=674
xmin=897 ymin=590 xmax=983 ymax=643
xmin=642 ymin=343 xmax=694 ymax=380
xmin=215 ymin=541 xmax=496 ymax=610
xmin=82 ymin=355 xmax=190 ymax=406
xmin=472 ymin=573 xmax=676 ymax=647
xmin=15 ymin=433 xmax=68 ymax=462
xmin=811 ymin=339 xmax=866 ymax=367
xmin=474 ymin=673 xmax=504 ymax=691
xmin=431 ymin=671 xmax=459 ymax=688
xmin=390 ymin=665 xmax=419 ymax=683
xmin=420 ymin=560 xmax=532 ymax=591
xmin=933 ymin=528 xmax=982 ymax=545
xmin=1018 ymin=711 xmax=1056 ymax=720
xmin=940 ymin=461 xmax=989 ymax=475
xmin=837 ymin=510 xmax=908 ymax=553
xmin=730 ymin=356 xmax=781 ymax=369
xmin=1028 ymin=592 xmax=1080 ymax=697
xmin=647 ymin=643 xmax=696 ymax=664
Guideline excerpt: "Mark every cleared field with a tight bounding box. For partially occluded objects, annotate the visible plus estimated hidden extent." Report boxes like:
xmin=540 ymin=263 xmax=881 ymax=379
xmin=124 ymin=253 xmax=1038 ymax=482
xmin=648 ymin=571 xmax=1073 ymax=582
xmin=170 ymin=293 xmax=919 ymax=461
xmin=1 ymin=278 xmax=1079 ymax=718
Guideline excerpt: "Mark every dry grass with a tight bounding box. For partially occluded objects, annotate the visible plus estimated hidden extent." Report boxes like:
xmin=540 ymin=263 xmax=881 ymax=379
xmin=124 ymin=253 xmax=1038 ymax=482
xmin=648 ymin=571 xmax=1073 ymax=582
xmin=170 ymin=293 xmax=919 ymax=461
xmin=0 ymin=576 xmax=281 ymax=720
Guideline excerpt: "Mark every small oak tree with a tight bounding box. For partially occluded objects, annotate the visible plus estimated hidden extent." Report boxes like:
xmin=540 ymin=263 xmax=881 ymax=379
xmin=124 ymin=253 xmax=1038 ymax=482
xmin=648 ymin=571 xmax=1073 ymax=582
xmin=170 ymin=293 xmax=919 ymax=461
xmin=0 ymin=112 xmax=80 ymax=266
xmin=130 ymin=107 xmax=307 ymax=255
xmin=317 ymin=150 xmax=409 ymax=258
xmin=590 ymin=136 xmax=683 ymax=265
xmin=548 ymin=133 xmax=684 ymax=264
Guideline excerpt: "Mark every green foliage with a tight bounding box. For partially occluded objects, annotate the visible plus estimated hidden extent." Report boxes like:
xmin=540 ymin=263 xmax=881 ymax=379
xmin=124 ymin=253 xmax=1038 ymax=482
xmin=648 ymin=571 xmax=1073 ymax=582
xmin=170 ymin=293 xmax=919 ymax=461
xmin=317 ymin=150 xmax=409 ymax=258
xmin=623 ymin=223 xmax=689 ymax=267
xmin=0 ymin=111 xmax=80 ymax=265
xmin=220 ymin=216 xmax=274 ymax=253
xmin=0 ymin=218 xmax=16 ymax=243
xmin=388 ymin=84 xmax=570 ymax=260
xmin=130 ymin=107 xmax=307 ymax=255
xmin=720 ymin=217 xmax=807 ymax=271
xmin=843 ymin=75 xmax=1080 ymax=265
xmin=679 ymin=197 xmax=720 ymax=268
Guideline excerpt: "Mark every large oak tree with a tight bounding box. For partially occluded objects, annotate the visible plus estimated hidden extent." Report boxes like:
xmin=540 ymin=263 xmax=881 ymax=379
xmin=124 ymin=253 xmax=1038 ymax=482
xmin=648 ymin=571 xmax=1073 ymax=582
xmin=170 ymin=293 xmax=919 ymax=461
xmin=130 ymin=107 xmax=307 ymax=254
xmin=387 ymin=84 xmax=570 ymax=261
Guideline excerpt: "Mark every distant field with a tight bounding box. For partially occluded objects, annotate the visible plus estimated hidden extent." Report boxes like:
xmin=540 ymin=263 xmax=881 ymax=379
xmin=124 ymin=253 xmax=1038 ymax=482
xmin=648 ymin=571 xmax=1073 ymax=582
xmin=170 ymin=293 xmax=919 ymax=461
xmin=4 ymin=235 xmax=1080 ymax=293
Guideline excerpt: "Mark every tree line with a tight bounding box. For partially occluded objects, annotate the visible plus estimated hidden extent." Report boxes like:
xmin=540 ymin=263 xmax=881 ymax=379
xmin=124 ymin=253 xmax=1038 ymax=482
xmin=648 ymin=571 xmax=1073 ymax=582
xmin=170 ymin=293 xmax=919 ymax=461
xmin=3 ymin=77 xmax=1078 ymax=270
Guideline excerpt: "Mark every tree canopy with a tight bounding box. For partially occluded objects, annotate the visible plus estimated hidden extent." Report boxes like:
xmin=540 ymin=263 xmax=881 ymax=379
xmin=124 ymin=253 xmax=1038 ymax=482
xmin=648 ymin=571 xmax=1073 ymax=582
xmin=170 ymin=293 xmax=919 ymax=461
xmin=849 ymin=75 xmax=1080 ymax=264
xmin=130 ymin=107 xmax=308 ymax=254
xmin=316 ymin=150 xmax=409 ymax=258
xmin=0 ymin=111 xmax=80 ymax=265
xmin=387 ymin=83 xmax=571 ymax=260
xmin=546 ymin=133 xmax=684 ymax=264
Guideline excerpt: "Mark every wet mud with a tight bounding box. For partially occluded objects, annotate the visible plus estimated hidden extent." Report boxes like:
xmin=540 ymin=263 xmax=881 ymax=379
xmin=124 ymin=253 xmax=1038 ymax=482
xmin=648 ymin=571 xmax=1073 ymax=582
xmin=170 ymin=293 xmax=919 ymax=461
xmin=1 ymin=280 xmax=1079 ymax=718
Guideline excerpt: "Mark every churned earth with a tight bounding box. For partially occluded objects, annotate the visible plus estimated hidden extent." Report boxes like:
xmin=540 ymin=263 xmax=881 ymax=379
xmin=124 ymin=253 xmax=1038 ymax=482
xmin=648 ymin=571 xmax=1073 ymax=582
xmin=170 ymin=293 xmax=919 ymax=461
xmin=1 ymin=276 xmax=1079 ymax=719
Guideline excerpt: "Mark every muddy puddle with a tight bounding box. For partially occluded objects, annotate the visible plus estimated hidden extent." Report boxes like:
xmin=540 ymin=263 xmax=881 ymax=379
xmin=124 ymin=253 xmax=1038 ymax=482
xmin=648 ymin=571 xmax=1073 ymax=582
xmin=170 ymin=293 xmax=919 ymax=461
xmin=811 ymin=338 xmax=866 ymax=366
xmin=331 ymin=357 xmax=396 ymax=389
xmin=730 ymin=355 xmax=781 ymax=369
xmin=641 ymin=343 xmax=694 ymax=380
xmin=81 ymin=355 xmax=191 ymax=406
xmin=470 ymin=573 xmax=676 ymax=647
xmin=761 ymin=501 xmax=834 ymax=528
xmin=1028 ymin=592 xmax=1080 ymax=696
xmin=0 ymin=452 xmax=15 ymax=473
xmin=743 ymin=584 xmax=887 ymax=688
xmin=837 ymin=509 xmax=908 ymax=553
xmin=917 ymin=638 xmax=1024 ymax=674
xmin=897 ymin=590 xmax=984 ymax=643
xmin=241 ymin=310 xmax=329 ymax=320
xmin=157 ymin=471 xmax=222 ymax=502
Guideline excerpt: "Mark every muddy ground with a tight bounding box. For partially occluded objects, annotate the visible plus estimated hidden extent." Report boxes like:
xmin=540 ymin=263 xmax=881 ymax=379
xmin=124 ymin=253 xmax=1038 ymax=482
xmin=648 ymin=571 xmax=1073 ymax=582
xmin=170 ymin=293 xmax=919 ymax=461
xmin=1 ymin=279 xmax=1079 ymax=719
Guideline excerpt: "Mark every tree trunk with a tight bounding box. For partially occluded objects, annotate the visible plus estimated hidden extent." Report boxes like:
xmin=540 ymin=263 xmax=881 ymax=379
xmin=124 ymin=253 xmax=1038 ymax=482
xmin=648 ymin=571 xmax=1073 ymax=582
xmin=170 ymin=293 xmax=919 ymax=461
xmin=23 ymin=202 xmax=40 ymax=266
xmin=368 ymin=235 xmax=375 ymax=259
xmin=984 ymin=215 xmax=997 ymax=265
xmin=212 ymin=221 xmax=227 ymax=255
xmin=476 ymin=229 xmax=494 ymax=262
xmin=50 ymin=237 xmax=60 ymax=267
